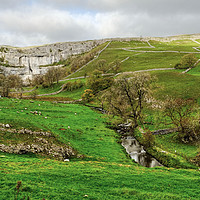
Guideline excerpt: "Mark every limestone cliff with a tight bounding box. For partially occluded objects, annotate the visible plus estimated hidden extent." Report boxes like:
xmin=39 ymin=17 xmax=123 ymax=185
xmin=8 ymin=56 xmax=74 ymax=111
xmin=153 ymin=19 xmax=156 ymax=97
xmin=0 ymin=39 xmax=106 ymax=80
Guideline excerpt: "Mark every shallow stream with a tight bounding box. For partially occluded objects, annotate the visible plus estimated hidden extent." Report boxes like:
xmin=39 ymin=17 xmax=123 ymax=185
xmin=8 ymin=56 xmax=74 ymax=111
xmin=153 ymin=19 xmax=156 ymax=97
xmin=122 ymin=136 xmax=163 ymax=167
xmin=91 ymin=107 xmax=163 ymax=168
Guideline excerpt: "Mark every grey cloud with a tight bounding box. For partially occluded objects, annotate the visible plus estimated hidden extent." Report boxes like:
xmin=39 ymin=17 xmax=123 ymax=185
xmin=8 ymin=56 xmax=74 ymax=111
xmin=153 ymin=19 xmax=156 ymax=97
xmin=0 ymin=0 xmax=28 ymax=10
xmin=37 ymin=0 xmax=200 ymax=14
xmin=0 ymin=0 xmax=199 ymax=46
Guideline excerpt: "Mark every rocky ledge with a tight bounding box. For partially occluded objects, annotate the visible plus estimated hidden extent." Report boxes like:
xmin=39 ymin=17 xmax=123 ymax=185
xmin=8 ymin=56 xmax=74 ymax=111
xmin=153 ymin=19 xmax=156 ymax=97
xmin=0 ymin=123 xmax=76 ymax=161
xmin=0 ymin=39 xmax=106 ymax=80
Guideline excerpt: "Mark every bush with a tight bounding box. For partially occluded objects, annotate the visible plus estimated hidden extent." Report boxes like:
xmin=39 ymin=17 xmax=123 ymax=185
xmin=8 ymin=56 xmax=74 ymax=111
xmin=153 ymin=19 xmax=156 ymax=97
xmin=174 ymin=63 xmax=183 ymax=69
xmin=164 ymin=97 xmax=199 ymax=143
xmin=63 ymin=80 xmax=84 ymax=91
xmin=141 ymin=129 xmax=155 ymax=148
xmin=180 ymin=53 xmax=198 ymax=69
xmin=87 ymin=71 xmax=114 ymax=94
xmin=30 ymin=90 xmax=39 ymax=99
xmin=192 ymin=152 xmax=200 ymax=166
xmin=81 ymin=89 xmax=94 ymax=103
xmin=178 ymin=118 xmax=200 ymax=143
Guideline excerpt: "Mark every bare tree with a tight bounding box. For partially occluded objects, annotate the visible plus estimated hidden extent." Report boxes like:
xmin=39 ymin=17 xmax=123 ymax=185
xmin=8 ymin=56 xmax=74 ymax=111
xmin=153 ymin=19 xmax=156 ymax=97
xmin=8 ymin=74 xmax=23 ymax=90
xmin=164 ymin=98 xmax=199 ymax=142
xmin=32 ymin=75 xmax=45 ymax=86
xmin=44 ymin=67 xmax=66 ymax=87
xmin=0 ymin=74 xmax=23 ymax=97
xmin=103 ymin=73 xmax=155 ymax=129
xmin=52 ymin=67 xmax=66 ymax=83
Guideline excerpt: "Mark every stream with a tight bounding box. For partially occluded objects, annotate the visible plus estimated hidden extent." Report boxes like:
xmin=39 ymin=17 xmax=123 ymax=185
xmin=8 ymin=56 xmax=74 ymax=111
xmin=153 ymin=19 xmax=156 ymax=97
xmin=92 ymin=107 xmax=163 ymax=168
xmin=117 ymin=123 xmax=163 ymax=168
xmin=121 ymin=136 xmax=163 ymax=167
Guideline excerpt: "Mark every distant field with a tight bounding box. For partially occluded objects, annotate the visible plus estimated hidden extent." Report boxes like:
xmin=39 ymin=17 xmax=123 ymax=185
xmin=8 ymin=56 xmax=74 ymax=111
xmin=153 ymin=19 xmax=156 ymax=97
xmin=149 ymin=70 xmax=200 ymax=100
xmin=108 ymin=40 xmax=149 ymax=48
xmin=147 ymin=40 xmax=200 ymax=52
xmin=71 ymin=39 xmax=200 ymax=78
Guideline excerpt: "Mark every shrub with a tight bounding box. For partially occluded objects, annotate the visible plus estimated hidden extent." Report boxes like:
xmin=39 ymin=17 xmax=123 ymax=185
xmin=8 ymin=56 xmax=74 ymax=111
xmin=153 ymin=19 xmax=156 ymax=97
xmin=81 ymin=89 xmax=94 ymax=103
xmin=30 ymin=90 xmax=39 ymax=99
xmin=63 ymin=80 xmax=84 ymax=91
xmin=180 ymin=53 xmax=198 ymax=69
xmin=87 ymin=71 xmax=114 ymax=94
xmin=164 ymin=97 xmax=199 ymax=143
xmin=174 ymin=63 xmax=182 ymax=69
xmin=141 ymin=129 xmax=155 ymax=148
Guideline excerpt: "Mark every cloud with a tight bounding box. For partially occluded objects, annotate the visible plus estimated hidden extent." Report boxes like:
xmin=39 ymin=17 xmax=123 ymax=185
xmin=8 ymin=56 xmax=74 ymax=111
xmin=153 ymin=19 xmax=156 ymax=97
xmin=37 ymin=0 xmax=200 ymax=15
xmin=0 ymin=0 xmax=199 ymax=46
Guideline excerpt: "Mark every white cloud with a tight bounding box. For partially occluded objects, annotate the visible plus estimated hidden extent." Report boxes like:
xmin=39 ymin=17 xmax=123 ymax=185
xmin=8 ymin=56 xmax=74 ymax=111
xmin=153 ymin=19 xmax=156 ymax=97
xmin=0 ymin=0 xmax=200 ymax=46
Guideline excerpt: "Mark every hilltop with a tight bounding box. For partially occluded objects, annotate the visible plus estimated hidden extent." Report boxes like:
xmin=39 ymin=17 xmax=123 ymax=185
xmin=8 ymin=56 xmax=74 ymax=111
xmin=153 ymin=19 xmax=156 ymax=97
xmin=1 ymin=33 xmax=200 ymax=81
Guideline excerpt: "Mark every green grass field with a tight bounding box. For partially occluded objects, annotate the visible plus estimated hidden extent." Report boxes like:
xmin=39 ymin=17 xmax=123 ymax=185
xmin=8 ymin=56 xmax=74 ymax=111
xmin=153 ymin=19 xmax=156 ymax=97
xmin=70 ymin=39 xmax=200 ymax=78
xmin=1 ymin=37 xmax=200 ymax=199
xmin=1 ymin=151 xmax=200 ymax=200
xmin=0 ymin=98 xmax=200 ymax=200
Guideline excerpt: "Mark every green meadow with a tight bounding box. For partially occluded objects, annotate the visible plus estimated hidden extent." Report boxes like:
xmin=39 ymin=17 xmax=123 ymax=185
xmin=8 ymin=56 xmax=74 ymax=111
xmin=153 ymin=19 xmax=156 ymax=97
xmin=0 ymin=98 xmax=200 ymax=200
xmin=1 ymin=37 xmax=200 ymax=199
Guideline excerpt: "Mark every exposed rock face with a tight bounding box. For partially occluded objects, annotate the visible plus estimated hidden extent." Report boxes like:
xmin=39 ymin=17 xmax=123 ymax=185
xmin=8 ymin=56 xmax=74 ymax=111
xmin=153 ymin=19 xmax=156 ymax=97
xmin=0 ymin=39 xmax=106 ymax=80
xmin=0 ymin=124 xmax=76 ymax=160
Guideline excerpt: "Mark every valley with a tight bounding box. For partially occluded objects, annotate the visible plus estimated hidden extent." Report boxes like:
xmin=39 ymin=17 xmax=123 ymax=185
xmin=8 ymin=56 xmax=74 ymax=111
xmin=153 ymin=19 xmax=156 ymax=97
xmin=0 ymin=34 xmax=200 ymax=199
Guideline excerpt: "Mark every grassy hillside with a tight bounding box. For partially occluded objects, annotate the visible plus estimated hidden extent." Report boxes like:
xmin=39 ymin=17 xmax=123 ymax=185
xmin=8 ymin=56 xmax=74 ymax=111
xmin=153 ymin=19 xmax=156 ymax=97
xmin=1 ymin=152 xmax=200 ymax=200
xmin=0 ymin=98 xmax=200 ymax=200
xmin=1 ymin=36 xmax=200 ymax=199
xmin=21 ymin=37 xmax=200 ymax=101
xmin=70 ymin=39 xmax=200 ymax=78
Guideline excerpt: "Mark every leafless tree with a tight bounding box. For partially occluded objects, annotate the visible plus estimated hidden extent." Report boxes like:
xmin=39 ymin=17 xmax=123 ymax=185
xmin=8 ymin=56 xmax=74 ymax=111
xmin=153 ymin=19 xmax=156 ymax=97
xmin=164 ymin=98 xmax=199 ymax=142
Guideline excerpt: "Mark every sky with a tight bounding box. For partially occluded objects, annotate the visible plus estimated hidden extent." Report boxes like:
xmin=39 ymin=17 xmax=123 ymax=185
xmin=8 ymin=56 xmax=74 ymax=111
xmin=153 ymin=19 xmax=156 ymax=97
xmin=0 ymin=0 xmax=200 ymax=47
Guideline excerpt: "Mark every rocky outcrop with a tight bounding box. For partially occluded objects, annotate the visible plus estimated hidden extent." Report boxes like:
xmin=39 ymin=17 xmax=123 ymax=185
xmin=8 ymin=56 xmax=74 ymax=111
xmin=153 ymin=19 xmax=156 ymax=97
xmin=0 ymin=125 xmax=52 ymax=137
xmin=0 ymin=142 xmax=75 ymax=160
xmin=0 ymin=124 xmax=76 ymax=160
xmin=0 ymin=39 xmax=106 ymax=80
